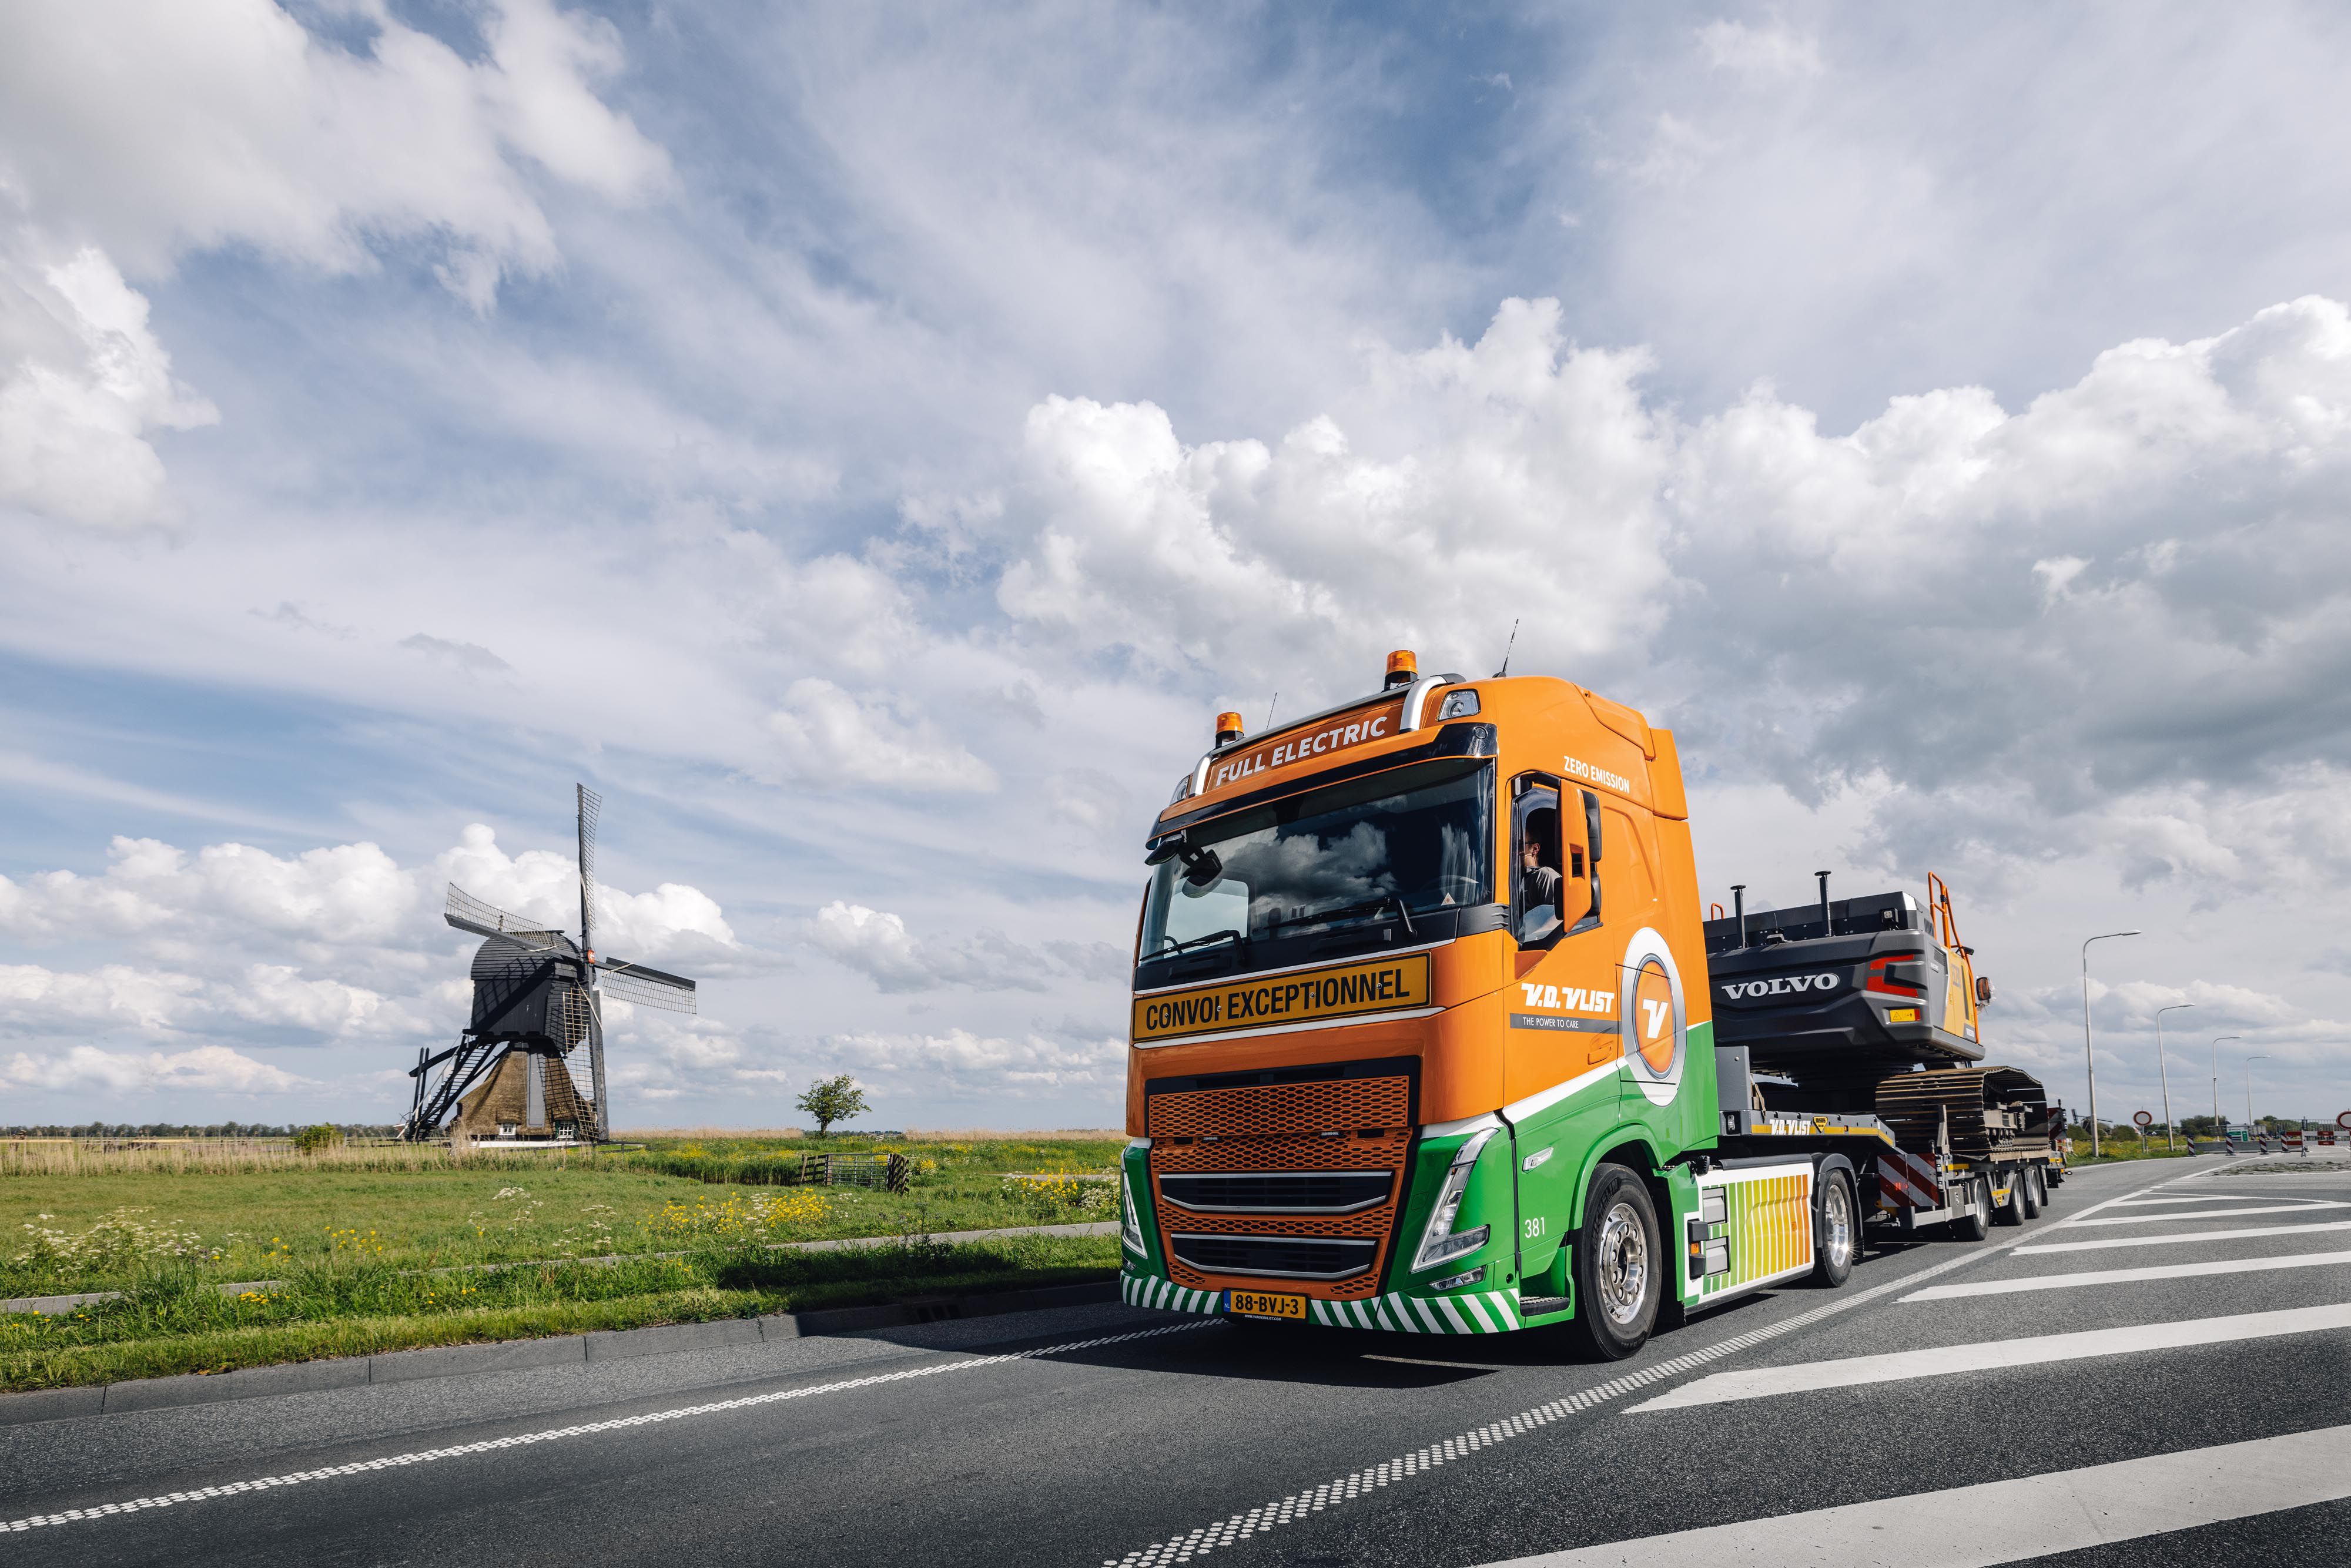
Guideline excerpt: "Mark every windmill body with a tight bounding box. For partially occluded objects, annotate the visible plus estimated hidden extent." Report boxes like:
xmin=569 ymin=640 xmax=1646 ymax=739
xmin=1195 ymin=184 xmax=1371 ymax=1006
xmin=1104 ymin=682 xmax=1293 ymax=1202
xmin=400 ymin=787 xmax=697 ymax=1144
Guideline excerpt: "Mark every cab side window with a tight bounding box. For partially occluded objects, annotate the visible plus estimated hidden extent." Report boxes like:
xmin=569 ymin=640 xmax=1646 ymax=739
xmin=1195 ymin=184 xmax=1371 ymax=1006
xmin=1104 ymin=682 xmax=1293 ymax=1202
xmin=1508 ymin=779 xmax=1570 ymax=944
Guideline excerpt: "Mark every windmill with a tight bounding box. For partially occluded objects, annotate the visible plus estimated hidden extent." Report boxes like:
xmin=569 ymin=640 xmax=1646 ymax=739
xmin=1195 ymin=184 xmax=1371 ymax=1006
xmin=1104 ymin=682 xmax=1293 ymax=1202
xmin=399 ymin=785 xmax=698 ymax=1143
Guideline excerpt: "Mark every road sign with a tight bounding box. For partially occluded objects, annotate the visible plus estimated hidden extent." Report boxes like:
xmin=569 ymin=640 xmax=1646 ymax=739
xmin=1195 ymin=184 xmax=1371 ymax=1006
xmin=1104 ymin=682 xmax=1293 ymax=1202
xmin=2337 ymin=1110 xmax=2350 ymax=1131
xmin=2134 ymin=1111 xmax=2154 ymax=1129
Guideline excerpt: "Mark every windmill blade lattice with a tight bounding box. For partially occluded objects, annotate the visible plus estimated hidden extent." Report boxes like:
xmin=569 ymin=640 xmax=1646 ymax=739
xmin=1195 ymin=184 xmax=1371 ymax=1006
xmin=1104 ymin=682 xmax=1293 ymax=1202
xmin=595 ymin=961 xmax=698 ymax=1014
xmin=446 ymin=883 xmax=565 ymax=944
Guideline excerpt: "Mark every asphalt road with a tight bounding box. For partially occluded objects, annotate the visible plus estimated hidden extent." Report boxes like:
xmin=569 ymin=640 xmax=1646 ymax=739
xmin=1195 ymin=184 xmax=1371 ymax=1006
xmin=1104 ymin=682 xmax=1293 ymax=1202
xmin=7 ymin=1154 xmax=2348 ymax=1566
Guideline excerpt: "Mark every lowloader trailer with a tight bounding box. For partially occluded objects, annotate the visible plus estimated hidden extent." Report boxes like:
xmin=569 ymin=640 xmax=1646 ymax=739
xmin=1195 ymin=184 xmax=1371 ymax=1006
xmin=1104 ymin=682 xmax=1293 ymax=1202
xmin=1118 ymin=653 xmax=2062 ymax=1358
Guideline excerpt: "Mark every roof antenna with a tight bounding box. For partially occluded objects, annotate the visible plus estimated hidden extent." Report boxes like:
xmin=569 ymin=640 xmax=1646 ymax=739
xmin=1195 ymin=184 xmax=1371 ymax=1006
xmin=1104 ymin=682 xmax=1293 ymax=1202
xmin=1493 ymin=619 xmax=1519 ymax=679
xmin=1264 ymin=692 xmax=1278 ymax=729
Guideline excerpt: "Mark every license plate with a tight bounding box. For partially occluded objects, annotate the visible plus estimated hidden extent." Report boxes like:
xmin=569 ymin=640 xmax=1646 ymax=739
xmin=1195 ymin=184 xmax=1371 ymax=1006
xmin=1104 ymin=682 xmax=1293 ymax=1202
xmin=1227 ymin=1289 xmax=1307 ymax=1321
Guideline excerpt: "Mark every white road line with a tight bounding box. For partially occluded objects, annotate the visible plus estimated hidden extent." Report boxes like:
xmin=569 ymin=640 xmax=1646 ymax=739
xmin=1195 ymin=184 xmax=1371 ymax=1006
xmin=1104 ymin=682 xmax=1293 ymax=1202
xmin=2 ymin=1320 xmax=1213 ymax=1535
xmin=1623 ymin=1303 xmax=2351 ymax=1412
xmin=2018 ymin=1218 xmax=2351 ymax=1255
xmin=2061 ymin=1201 xmax=2346 ymax=1227
xmin=1471 ymin=1423 xmax=2351 ymax=1567
xmin=1359 ymin=1354 xmax=1510 ymax=1371
xmin=1901 ymin=1249 xmax=2351 ymax=1301
xmin=2111 ymin=1192 xmax=2296 ymax=1206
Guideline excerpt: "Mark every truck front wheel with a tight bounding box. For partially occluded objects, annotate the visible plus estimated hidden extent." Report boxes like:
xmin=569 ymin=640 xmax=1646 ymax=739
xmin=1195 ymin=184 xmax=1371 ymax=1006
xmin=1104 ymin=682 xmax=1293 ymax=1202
xmin=1569 ymin=1164 xmax=1659 ymax=1361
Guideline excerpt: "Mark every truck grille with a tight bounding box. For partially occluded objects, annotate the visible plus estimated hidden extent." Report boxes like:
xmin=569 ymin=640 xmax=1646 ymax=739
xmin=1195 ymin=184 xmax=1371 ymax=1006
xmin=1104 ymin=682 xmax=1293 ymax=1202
xmin=1168 ymin=1234 xmax=1377 ymax=1281
xmin=1145 ymin=1062 xmax=1415 ymax=1301
xmin=1158 ymin=1171 xmax=1392 ymax=1213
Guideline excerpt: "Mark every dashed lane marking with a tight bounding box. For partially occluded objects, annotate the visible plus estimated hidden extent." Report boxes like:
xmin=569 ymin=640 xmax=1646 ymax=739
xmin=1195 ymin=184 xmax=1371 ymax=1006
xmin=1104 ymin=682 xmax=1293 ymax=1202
xmin=2018 ymin=1218 xmax=2351 ymax=1255
xmin=1623 ymin=1302 xmax=2351 ymax=1411
xmin=1901 ymin=1249 xmax=2351 ymax=1301
xmin=2 ymin=1321 xmax=1213 ymax=1535
xmin=1469 ymin=1422 xmax=2351 ymax=1567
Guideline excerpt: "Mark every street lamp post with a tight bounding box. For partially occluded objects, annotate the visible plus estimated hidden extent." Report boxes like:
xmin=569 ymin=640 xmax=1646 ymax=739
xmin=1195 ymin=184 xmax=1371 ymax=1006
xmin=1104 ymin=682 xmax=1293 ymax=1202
xmin=2245 ymin=1054 xmax=2269 ymax=1137
xmin=2154 ymin=1003 xmax=2193 ymax=1153
xmin=2081 ymin=930 xmax=2141 ymax=1158
xmin=2212 ymin=1036 xmax=2242 ymax=1131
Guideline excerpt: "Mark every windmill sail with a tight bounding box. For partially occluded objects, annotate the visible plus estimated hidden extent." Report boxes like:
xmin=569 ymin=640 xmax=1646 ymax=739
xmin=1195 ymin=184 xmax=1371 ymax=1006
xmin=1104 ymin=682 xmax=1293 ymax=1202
xmin=445 ymin=883 xmax=565 ymax=944
xmin=594 ymin=958 xmax=698 ymax=1013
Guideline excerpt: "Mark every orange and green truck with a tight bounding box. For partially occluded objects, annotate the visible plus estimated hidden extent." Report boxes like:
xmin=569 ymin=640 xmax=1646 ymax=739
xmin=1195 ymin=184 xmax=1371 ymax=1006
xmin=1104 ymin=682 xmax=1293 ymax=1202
xmin=1118 ymin=653 xmax=2066 ymax=1358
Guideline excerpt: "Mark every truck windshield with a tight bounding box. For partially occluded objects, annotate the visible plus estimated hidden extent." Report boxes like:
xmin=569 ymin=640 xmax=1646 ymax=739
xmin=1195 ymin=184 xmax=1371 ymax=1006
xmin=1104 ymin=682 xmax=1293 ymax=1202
xmin=1141 ymin=759 xmax=1493 ymax=961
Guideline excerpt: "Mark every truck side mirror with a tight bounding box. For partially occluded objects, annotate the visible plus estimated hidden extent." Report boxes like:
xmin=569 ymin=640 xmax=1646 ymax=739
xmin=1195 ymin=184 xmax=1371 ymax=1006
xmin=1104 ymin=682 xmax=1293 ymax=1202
xmin=1975 ymin=976 xmax=1994 ymax=1006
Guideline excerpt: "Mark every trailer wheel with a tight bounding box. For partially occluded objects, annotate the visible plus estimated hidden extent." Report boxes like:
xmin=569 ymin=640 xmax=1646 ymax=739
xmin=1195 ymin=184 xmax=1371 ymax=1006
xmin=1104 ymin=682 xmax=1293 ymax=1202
xmin=1811 ymin=1167 xmax=1857 ymax=1287
xmin=1991 ymin=1170 xmax=2026 ymax=1227
xmin=1947 ymin=1176 xmax=1991 ymax=1241
xmin=2016 ymin=1167 xmax=2042 ymax=1219
xmin=2029 ymin=1165 xmax=2050 ymax=1207
xmin=1568 ymin=1164 xmax=1659 ymax=1361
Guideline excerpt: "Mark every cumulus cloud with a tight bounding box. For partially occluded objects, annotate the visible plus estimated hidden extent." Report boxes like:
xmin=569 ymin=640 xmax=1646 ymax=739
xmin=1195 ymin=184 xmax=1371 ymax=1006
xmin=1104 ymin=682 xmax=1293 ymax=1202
xmin=766 ymin=679 xmax=998 ymax=794
xmin=0 ymin=0 xmax=669 ymax=295
xmin=0 ymin=1042 xmax=312 ymax=1094
xmin=0 ymin=244 xmax=218 ymax=527
xmin=810 ymin=902 xmax=1122 ymax=993
xmin=992 ymin=298 xmax=1673 ymax=700
xmin=818 ymin=1026 xmax=1122 ymax=1092
xmin=0 ymin=0 xmax=671 ymax=530
xmin=435 ymin=823 xmax=739 ymax=967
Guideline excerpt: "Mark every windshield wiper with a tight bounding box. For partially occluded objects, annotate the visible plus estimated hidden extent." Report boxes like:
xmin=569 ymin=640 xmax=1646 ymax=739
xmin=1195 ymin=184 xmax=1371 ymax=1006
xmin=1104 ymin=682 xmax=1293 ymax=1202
xmin=1154 ymin=928 xmax=1243 ymax=957
xmin=1285 ymin=894 xmax=1415 ymax=939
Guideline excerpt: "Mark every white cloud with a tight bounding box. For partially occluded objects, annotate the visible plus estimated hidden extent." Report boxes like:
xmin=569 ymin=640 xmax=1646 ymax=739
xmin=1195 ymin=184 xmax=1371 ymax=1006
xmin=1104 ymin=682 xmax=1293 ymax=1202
xmin=819 ymin=1027 xmax=1122 ymax=1091
xmin=766 ymin=679 xmax=998 ymax=794
xmin=809 ymin=902 xmax=1121 ymax=993
xmin=993 ymin=297 xmax=1674 ymax=701
xmin=434 ymin=823 xmax=739 ymax=966
xmin=0 ymin=0 xmax=669 ymax=293
xmin=0 ymin=1042 xmax=312 ymax=1094
xmin=1696 ymin=21 xmax=1824 ymax=81
xmin=0 ymin=244 xmax=217 ymax=527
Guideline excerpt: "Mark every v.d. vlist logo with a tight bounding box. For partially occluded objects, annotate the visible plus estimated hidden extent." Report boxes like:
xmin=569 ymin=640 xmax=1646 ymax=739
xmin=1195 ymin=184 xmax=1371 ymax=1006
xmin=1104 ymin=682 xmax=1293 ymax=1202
xmin=1720 ymin=973 xmax=1841 ymax=999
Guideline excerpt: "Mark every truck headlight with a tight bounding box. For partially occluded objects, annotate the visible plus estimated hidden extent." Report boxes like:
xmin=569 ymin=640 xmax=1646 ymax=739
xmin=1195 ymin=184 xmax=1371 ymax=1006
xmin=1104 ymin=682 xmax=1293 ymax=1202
xmin=1121 ymin=1171 xmax=1148 ymax=1257
xmin=1411 ymin=1127 xmax=1497 ymax=1272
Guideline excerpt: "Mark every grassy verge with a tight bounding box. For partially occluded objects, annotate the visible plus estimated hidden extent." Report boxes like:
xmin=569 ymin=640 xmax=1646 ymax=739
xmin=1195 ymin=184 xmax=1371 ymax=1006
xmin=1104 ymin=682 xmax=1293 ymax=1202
xmin=3 ymin=1136 xmax=1123 ymax=1299
xmin=1 ymin=1233 xmax=1118 ymax=1392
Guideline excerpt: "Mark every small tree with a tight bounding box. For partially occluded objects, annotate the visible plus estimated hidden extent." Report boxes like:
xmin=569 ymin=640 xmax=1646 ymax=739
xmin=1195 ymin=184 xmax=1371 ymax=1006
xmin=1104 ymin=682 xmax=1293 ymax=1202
xmin=293 ymin=1124 xmax=341 ymax=1154
xmin=796 ymin=1075 xmax=869 ymax=1136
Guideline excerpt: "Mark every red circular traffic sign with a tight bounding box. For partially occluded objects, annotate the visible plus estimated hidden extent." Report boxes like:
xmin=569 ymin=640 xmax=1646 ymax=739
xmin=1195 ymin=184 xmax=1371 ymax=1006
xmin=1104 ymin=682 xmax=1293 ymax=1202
xmin=2338 ymin=1110 xmax=2350 ymax=1131
xmin=2134 ymin=1111 xmax=2154 ymax=1128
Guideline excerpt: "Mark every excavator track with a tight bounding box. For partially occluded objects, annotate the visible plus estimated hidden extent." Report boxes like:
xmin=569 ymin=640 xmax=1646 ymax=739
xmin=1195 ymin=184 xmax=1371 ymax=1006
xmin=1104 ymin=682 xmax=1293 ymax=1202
xmin=1875 ymin=1065 xmax=2055 ymax=1162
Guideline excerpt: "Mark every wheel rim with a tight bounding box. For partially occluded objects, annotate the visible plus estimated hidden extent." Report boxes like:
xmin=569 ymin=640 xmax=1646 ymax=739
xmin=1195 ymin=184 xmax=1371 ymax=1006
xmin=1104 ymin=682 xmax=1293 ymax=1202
xmin=1595 ymin=1199 xmax=1651 ymax=1326
xmin=1821 ymin=1180 xmax=1853 ymax=1268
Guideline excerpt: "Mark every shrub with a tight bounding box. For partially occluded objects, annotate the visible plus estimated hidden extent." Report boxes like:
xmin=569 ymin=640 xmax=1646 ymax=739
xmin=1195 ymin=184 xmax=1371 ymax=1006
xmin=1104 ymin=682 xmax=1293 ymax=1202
xmin=293 ymin=1125 xmax=343 ymax=1154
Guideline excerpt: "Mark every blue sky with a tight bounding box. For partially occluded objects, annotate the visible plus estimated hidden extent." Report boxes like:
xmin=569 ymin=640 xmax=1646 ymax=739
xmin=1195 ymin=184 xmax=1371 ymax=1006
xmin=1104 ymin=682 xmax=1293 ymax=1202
xmin=4 ymin=0 xmax=2350 ymax=1132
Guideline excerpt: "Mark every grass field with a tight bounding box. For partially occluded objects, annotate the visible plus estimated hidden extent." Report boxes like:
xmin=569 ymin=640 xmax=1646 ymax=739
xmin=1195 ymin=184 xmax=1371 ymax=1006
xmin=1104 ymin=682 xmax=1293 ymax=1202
xmin=2 ymin=1131 xmax=1127 ymax=1391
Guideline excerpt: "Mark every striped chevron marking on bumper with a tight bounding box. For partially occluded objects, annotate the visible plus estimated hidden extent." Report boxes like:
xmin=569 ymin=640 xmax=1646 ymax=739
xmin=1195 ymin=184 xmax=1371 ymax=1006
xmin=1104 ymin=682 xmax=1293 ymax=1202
xmin=1123 ymin=1274 xmax=1523 ymax=1333
xmin=1123 ymin=1274 xmax=1224 ymax=1315
xmin=1310 ymin=1290 xmax=1522 ymax=1334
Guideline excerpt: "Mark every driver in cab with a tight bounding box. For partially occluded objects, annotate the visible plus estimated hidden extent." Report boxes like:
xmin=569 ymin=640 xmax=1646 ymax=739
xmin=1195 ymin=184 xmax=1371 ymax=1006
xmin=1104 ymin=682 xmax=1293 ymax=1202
xmin=1516 ymin=806 xmax=1562 ymax=943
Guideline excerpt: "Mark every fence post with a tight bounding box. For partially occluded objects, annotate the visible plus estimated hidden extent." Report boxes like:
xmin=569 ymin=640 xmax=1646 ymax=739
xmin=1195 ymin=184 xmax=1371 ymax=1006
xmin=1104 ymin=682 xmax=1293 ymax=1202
xmin=886 ymin=1153 xmax=909 ymax=1194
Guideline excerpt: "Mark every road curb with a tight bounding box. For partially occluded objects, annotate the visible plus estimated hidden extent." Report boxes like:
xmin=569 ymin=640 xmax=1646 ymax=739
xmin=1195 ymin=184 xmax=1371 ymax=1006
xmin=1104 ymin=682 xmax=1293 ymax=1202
xmin=0 ymin=1278 xmax=1121 ymax=1427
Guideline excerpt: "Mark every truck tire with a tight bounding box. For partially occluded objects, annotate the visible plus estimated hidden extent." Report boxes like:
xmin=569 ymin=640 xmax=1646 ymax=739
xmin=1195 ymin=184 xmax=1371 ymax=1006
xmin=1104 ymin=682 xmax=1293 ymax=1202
xmin=1947 ymin=1176 xmax=1991 ymax=1241
xmin=2017 ymin=1167 xmax=2042 ymax=1218
xmin=2029 ymin=1165 xmax=2050 ymax=1207
xmin=1811 ymin=1165 xmax=1857 ymax=1287
xmin=2044 ymin=1165 xmax=2065 ymax=1190
xmin=1568 ymin=1164 xmax=1659 ymax=1361
xmin=1991 ymin=1169 xmax=2025 ymax=1227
